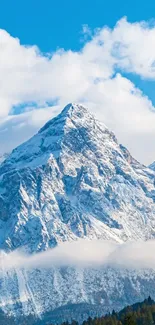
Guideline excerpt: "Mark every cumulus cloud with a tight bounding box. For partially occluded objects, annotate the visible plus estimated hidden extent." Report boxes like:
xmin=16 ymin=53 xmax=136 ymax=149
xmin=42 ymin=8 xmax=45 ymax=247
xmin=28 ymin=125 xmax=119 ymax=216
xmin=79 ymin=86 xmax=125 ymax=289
xmin=1 ymin=18 xmax=155 ymax=163
xmin=1 ymin=239 xmax=155 ymax=270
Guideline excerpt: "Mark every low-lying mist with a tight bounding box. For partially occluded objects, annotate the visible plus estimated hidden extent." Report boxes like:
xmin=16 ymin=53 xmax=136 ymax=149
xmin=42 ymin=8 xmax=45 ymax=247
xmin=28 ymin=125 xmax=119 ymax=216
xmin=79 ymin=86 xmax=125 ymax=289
xmin=0 ymin=239 xmax=155 ymax=270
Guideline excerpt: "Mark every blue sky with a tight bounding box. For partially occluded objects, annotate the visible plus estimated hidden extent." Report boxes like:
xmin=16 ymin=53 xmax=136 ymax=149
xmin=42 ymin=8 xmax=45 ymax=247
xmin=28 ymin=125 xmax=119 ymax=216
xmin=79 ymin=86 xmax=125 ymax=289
xmin=1 ymin=0 xmax=155 ymax=51
xmin=0 ymin=0 xmax=155 ymax=163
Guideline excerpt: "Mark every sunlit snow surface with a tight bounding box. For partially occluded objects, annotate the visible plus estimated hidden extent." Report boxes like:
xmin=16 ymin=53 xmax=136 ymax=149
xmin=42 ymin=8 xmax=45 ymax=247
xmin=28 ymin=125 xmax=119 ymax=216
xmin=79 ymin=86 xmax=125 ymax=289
xmin=0 ymin=104 xmax=154 ymax=319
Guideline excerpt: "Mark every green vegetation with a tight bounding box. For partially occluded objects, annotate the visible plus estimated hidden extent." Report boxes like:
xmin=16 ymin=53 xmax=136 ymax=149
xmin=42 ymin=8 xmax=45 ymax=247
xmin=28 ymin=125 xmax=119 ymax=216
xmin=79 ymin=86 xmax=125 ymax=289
xmin=54 ymin=297 xmax=155 ymax=325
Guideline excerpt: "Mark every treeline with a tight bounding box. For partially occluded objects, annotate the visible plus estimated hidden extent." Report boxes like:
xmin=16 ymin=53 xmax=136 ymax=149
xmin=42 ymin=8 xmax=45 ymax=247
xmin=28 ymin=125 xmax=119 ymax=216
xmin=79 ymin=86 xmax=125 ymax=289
xmin=55 ymin=297 xmax=155 ymax=325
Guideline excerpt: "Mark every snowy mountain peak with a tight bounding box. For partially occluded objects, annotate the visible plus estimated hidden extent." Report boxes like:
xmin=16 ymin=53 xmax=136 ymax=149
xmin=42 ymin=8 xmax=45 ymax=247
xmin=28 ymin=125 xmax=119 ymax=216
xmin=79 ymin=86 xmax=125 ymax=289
xmin=2 ymin=103 xmax=108 ymax=171
xmin=39 ymin=102 xmax=105 ymax=134
xmin=61 ymin=102 xmax=89 ymax=117
xmin=0 ymin=103 xmax=155 ymax=254
xmin=39 ymin=103 xmax=84 ymax=134
xmin=0 ymin=104 xmax=155 ymax=319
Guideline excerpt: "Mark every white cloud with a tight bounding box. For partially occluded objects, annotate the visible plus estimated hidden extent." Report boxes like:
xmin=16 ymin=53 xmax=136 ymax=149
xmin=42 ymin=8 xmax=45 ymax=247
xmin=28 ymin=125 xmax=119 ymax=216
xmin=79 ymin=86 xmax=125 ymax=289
xmin=109 ymin=18 xmax=155 ymax=78
xmin=1 ymin=18 xmax=155 ymax=163
xmin=1 ymin=239 xmax=155 ymax=270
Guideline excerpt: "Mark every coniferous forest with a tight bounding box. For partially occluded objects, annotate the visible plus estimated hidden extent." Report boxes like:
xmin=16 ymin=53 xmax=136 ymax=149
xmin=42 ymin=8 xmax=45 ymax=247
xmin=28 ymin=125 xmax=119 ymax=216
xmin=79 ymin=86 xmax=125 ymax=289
xmin=51 ymin=297 xmax=155 ymax=325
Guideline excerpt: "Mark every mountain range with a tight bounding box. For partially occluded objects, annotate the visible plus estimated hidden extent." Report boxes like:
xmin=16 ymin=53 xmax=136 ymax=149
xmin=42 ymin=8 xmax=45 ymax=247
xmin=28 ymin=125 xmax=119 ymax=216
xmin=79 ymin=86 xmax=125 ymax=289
xmin=0 ymin=103 xmax=155 ymax=322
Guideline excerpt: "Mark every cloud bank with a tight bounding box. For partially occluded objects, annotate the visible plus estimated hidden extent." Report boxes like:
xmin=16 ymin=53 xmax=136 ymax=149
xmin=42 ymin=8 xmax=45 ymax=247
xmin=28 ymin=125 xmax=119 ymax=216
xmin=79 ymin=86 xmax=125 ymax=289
xmin=1 ymin=18 xmax=155 ymax=163
xmin=1 ymin=239 xmax=155 ymax=271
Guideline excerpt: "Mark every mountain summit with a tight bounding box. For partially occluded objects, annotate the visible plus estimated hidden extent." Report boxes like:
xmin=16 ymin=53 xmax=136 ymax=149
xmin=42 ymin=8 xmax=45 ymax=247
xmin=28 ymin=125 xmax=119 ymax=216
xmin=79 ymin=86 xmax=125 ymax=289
xmin=3 ymin=103 xmax=107 ymax=170
xmin=0 ymin=103 xmax=155 ymax=252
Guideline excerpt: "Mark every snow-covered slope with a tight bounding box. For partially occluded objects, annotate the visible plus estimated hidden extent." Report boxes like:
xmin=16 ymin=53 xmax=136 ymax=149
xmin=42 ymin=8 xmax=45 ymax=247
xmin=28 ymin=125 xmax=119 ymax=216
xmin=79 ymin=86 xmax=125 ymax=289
xmin=1 ymin=266 xmax=155 ymax=323
xmin=0 ymin=103 xmax=155 ymax=252
xmin=0 ymin=103 xmax=155 ymax=320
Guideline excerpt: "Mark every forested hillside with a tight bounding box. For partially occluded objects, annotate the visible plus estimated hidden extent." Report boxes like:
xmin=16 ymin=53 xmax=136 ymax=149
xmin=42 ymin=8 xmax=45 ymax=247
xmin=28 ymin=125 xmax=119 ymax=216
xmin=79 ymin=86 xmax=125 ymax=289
xmin=51 ymin=297 xmax=155 ymax=325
